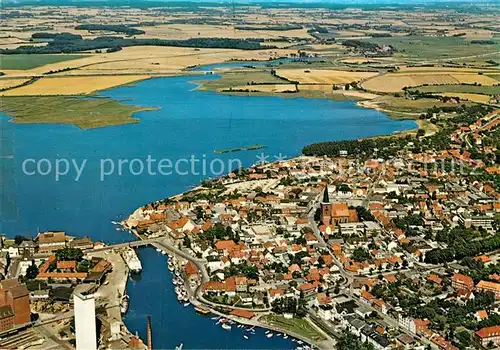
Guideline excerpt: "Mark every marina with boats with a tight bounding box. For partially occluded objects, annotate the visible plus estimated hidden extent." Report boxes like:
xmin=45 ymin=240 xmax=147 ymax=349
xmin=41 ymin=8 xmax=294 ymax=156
xmin=118 ymin=244 xmax=311 ymax=349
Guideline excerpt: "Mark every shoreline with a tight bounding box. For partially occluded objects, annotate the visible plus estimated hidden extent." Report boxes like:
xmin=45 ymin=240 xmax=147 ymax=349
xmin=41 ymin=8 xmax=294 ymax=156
xmin=1 ymin=59 xmax=424 ymax=131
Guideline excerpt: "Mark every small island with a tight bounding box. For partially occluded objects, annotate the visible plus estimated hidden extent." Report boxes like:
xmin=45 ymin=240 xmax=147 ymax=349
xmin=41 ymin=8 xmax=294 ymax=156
xmin=214 ymin=144 xmax=265 ymax=154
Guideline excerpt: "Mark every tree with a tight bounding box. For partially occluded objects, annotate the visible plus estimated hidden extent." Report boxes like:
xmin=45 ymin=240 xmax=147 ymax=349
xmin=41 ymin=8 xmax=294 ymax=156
xmin=14 ymin=235 xmax=30 ymax=246
xmin=76 ymin=260 xmax=94 ymax=273
xmin=55 ymin=247 xmax=84 ymax=261
xmin=24 ymin=260 xmax=39 ymax=280
xmin=352 ymin=247 xmax=370 ymax=262
xmin=183 ymin=235 xmax=192 ymax=249
xmin=455 ymin=330 xmax=471 ymax=348
xmin=337 ymin=331 xmax=375 ymax=350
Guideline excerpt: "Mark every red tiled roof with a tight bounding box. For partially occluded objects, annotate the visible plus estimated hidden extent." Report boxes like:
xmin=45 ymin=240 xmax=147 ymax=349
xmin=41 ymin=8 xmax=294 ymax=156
xmin=185 ymin=261 xmax=198 ymax=276
xmin=475 ymin=326 xmax=500 ymax=339
xmin=57 ymin=260 xmax=76 ymax=270
xmin=230 ymin=309 xmax=255 ymax=319
xmin=215 ymin=240 xmax=236 ymax=251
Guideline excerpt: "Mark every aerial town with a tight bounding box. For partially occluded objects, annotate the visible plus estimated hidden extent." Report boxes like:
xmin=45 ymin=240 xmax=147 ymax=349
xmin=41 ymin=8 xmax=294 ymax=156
xmin=0 ymin=102 xmax=498 ymax=349
xmin=120 ymin=106 xmax=500 ymax=349
xmin=0 ymin=0 xmax=498 ymax=349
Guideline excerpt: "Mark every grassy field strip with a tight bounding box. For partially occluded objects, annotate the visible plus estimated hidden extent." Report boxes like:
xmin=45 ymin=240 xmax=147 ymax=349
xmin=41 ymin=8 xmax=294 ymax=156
xmin=0 ymin=54 xmax=90 ymax=70
xmin=261 ymin=315 xmax=327 ymax=342
xmin=230 ymin=84 xmax=297 ymax=92
xmin=0 ymin=96 xmax=155 ymax=129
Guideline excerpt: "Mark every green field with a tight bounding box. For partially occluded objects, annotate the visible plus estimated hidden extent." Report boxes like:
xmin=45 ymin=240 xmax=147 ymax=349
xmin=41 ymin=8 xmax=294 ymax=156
xmin=0 ymin=96 xmax=154 ymax=129
xmin=376 ymin=96 xmax=474 ymax=113
xmin=409 ymin=84 xmax=500 ymax=95
xmin=196 ymin=70 xmax=287 ymax=91
xmin=0 ymin=54 xmax=89 ymax=70
xmin=261 ymin=315 xmax=326 ymax=341
xmin=363 ymin=36 xmax=500 ymax=60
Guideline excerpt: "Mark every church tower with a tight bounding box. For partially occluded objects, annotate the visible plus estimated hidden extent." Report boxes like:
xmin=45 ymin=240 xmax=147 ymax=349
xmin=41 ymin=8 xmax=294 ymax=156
xmin=321 ymin=185 xmax=332 ymax=225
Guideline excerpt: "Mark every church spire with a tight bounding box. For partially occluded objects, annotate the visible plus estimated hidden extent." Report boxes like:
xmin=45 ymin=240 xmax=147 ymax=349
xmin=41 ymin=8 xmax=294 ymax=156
xmin=322 ymin=185 xmax=329 ymax=203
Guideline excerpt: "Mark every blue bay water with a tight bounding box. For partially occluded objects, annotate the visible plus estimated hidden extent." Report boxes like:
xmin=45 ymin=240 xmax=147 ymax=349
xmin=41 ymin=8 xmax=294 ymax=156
xmin=0 ymin=69 xmax=416 ymax=349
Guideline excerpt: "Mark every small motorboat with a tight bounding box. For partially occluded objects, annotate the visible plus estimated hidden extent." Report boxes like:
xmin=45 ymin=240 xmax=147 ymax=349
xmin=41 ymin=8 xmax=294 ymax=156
xmin=222 ymin=323 xmax=232 ymax=331
xmin=243 ymin=335 xmax=249 ymax=340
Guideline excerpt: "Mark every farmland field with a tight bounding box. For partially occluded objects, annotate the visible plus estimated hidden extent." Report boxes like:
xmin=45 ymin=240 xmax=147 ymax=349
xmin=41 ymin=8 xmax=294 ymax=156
xmin=369 ymin=96 xmax=474 ymax=114
xmin=196 ymin=70 xmax=287 ymax=91
xmin=0 ymin=78 xmax=31 ymax=90
xmin=275 ymin=69 xmax=378 ymax=84
xmin=0 ymin=54 xmax=89 ymax=70
xmin=1 ymin=75 xmax=151 ymax=96
xmin=360 ymin=36 xmax=500 ymax=60
xmin=439 ymin=93 xmax=492 ymax=103
xmin=408 ymin=85 xmax=500 ymax=95
xmin=362 ymin=71 xmax=500 ymax=93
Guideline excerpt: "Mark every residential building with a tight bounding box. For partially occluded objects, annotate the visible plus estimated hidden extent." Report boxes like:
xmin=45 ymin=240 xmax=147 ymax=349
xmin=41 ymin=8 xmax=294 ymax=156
xmin=475 ymin=326 xmax=500 ymax=347
xmin=451 ymin=273 xmax=474 ymax=291
xmin=37 ymin=231 xmax=67 ymax=253
xmin=476 ymin=280 xmax=500 ymax=299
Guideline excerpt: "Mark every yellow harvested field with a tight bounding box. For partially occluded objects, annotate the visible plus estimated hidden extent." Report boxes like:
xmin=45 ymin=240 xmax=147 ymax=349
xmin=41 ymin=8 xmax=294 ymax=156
xmin=1 ymin=75 xmax=150 ymax=96
xmin=341 ymin=57 xmax=379 ymax=64
xmin=362 ymin=72 xmax=500 ymax=93
xmin=140 ymin=24 xmax=311 ymax=40
xmin=440 ymin=93 xmax=491 ymax=103
xmin=0 ymin=78 xmax=31 ymax=90
xmin=398 ymin=66 xmax=500 ymax=73
xmin=275 ymin=69 xmax=378 ymax=85
xmin=299 ymin=85 xmax=333 ymax=91
xmin=451 ymin=74 xmax=499 ymax=85
xmin=231 ymin=84 xmax=297 ymax=93
xmin=3 ymin=46 xmax=293 ymax=77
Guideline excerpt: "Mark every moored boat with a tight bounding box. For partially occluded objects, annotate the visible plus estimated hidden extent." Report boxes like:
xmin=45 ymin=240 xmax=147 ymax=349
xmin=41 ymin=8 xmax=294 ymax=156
xmin=195 ymin=306 xmax=211 ymax=315
xmin=121 ymin=247 xmax=142 ymax=274
xmin=222 ymin=323 xmax=231 ymax=331
xmin=120 ymin=294 xmax=130 ymax=315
